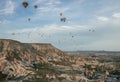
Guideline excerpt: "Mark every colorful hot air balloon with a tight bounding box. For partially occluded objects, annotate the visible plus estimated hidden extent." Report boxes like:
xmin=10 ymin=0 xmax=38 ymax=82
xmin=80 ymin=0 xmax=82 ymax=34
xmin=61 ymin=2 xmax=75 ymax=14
xmin=22 ymin=1 xmax=28 ymax=8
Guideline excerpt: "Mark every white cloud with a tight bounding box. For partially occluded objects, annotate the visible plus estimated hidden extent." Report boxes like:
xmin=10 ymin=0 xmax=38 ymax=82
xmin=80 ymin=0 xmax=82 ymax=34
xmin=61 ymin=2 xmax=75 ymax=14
xmin=86 ymin=34 xmax=120 ymax=51
xmin=32 ymin=0 xmax=68 ymax=13
xmin=37 ymin=5 xmax=68 ymax=13
xmin=46 ymin=0 xmax=61 ymax=5
xmin=112 ymin=13 xmax=120 ymax=18
xmin=0 ymin=20 xmax=11 ymax=24
xmin=0 ymin=0 xmax=15 ymax=15
xmin=33 ymin=0 xmax=47 ymax=5
xmin=38 ymin=7 xmax=56 ymax=12
xmin=6 ymin=24 xmax=93 ymax=45
xmin=8 ymin=24 xmax=91 ymax=40
xmin=97 ymin=16 xmax=109 ymax=21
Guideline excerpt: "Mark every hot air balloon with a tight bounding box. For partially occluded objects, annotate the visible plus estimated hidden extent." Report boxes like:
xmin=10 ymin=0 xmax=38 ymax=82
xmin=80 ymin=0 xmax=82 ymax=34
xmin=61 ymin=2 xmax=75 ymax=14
xmin=28 ymin=18 xmax=31 ymax=21
xmin=60 ymin=13 xmax=62 ymax=16
xmin=22 ymin=1 xmax=28 ymax=8
xmin=34 ymin=5 xmax=38 ymax=9
xmin=60 ymin=17 xmax=66 ymax=22
xmin=11 ymin=33 xmax=15 ymax=35
xmin=92 ymin=30 xmax=95 ymax=32
xmin=89 ymin=29 xmax=91 ymax=31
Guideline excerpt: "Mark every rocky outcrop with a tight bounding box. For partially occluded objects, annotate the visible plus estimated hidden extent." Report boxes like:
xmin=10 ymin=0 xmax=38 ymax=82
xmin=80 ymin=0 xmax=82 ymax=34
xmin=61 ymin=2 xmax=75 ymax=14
xmin=0 ymin=39 xmax=66 ymax=80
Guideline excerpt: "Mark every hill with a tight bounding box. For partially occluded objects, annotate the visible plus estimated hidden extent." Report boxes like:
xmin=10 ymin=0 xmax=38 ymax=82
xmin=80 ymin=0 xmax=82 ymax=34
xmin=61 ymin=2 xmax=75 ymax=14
xmin=0 ymin=39 xmax=68 ymax=80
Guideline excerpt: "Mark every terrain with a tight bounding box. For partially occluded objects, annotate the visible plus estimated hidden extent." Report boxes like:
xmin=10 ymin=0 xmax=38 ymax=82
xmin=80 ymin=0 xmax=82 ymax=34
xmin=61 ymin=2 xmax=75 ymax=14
xmin=0 ymin=39 xmax=120 ymax=82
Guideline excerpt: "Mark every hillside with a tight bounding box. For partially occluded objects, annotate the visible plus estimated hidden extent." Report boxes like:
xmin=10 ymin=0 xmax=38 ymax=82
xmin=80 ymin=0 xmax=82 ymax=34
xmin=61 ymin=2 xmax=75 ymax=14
xmin=0 ymin=39 xmax=69 ymax=80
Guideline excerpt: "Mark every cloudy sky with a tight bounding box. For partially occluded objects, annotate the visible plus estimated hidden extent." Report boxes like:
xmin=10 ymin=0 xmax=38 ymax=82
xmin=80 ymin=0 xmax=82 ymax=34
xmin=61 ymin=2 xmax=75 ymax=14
xmin=0 ymin=0 xmax=120 ymax=51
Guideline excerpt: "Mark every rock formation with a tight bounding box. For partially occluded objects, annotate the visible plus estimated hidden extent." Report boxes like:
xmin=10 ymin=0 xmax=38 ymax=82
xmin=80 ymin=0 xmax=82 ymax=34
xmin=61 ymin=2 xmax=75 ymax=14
xmin=0 ymin=39 xmax=67 ymax=80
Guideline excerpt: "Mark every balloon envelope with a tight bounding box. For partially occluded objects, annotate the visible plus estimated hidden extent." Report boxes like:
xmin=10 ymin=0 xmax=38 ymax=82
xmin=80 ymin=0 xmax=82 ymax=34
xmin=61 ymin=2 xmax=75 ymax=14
xmin=22 ymin=1 xmax=28 ymax=8
xmin=60 ymin=17 xmax=66 ymax=22
xmin=11 ymin=33 xmax=15 ymax=35
xmin=34 ymin=5 xmax=38 ymax=9
xmin=28 ymin=18 xmax=30 ymax=21
xmin=60 ymin=13 xmax=62 ymax=16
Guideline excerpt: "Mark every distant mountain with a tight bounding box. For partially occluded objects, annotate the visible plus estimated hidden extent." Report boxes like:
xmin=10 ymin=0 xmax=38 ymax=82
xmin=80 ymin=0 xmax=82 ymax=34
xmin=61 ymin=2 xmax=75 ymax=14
xmin=65 ymin=50 xmax=120 ymax=55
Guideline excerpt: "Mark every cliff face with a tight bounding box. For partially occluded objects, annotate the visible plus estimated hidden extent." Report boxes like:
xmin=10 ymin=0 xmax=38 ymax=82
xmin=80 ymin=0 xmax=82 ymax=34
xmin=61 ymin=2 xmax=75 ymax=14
xmin=31 ymin=43 xmax=66 ymax=62
xmin=0 ymin=39 xmax=66 ymax=79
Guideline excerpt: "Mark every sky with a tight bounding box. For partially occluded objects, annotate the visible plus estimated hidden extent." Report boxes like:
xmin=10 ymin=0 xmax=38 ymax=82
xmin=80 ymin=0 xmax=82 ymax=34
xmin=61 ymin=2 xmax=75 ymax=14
xmin=0 ymin=0 xmax=120 ymax=51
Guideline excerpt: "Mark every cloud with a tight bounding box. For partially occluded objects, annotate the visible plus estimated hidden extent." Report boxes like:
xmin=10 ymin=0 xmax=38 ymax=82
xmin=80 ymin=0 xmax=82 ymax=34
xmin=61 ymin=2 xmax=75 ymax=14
xmin=112 ymin=12 xmax=120 ymax=18
xmin=97 ymin=16 xmax=109 ymax=21
xmin=0 ymin=19 xmax=11 ymax=24
xmin=86 ymin=33 xmax=120 ymax=51
xmin=6 ymin=24 xmax=95 ymax=49
xmin=32 ymin=0 xmax=69 ymax=13
xmin=33 ymin=0 xmax=47 ymax=5
xmin=38 ymin=6 xmax=60 ymax=12
xmin=9 ymin=24 xmax=90 ymax=34
xmin=46 ymin=0 xmax=61 ymax=5
xmin=7 ymin=24 xmax=91 ymax=42
xmin=0 ymin=0 xmax=15 ymax=15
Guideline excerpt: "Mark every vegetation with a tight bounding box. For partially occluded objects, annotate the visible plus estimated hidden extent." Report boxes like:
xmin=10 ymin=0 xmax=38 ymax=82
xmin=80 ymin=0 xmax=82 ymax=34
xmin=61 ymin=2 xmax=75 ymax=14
xmin=6 ymin=50 xmax=21 ymax=61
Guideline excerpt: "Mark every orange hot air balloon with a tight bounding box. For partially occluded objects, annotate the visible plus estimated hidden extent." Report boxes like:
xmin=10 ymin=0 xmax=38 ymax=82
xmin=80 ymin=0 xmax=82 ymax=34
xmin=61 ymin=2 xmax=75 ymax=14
xmin=22 ymin=1 xmax=28 ymax=8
